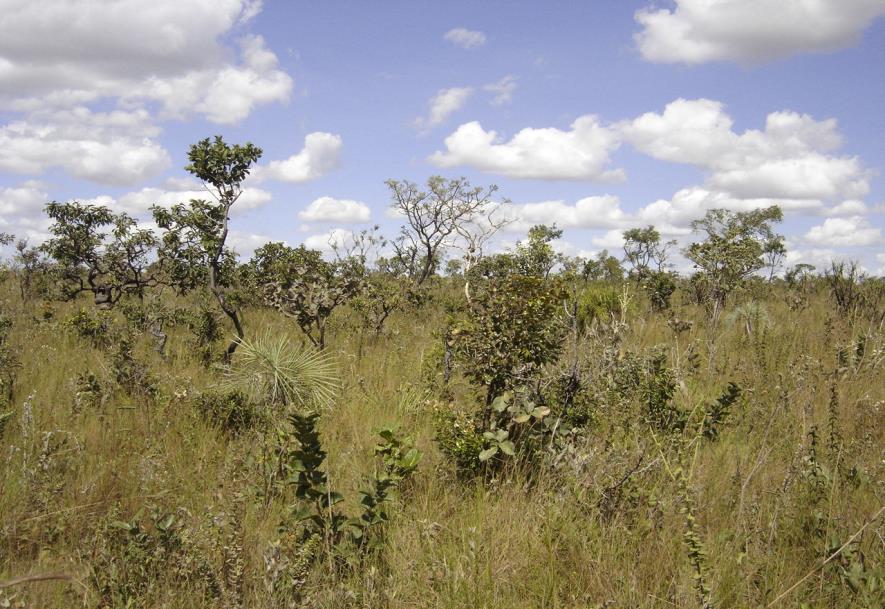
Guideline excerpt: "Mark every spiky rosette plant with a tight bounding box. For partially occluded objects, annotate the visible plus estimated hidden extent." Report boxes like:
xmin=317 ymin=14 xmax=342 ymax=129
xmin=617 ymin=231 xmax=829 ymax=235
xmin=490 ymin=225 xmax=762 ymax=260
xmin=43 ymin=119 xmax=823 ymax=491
xmin=223 ymin=333 xmax=339 ymax=412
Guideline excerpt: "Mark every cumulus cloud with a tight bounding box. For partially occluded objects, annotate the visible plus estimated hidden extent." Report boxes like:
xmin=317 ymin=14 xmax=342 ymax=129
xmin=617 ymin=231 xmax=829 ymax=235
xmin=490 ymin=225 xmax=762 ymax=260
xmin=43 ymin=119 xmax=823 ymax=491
xmin=299 ymin=196 xmax=371 ymax=223
xmin=228 ymin=230 xmax=275 ymax=258
xmin=444 ymin=28 xmax=487 ymax=49
xmin=303 ymin=228 xmax=355 ymax=252
xmin=0 ymin=2 xmax=292 ymax=122
xmin=0 ymin=108 xmax=171 ymax=185
xmin=0 ymin=181 xmax=51 ymax=240
xmin=503 ymin=196 xmax=628 ymax=232
xmin=805 ymin=216 xmax=882 ymax=247
xmin=632 ymin=186 xmax=830 ymax=236
xmin=826 ymin=200 xmax=869 ymax=216
xmin=415 ymin=87 xmax=474 ymax=130
xmin=634 ymin=0 xmax=885 ymax=64
xmin=255 ymin=132 xmax=343 ymax=183
xmin=430 ymin=116 xmax=624 ymax=181
xmin=484 ymin=76 xmax=518 ymax=106
xmin=621 ymin=98 xmax=869 ymax=202
xmin=117 ymin=183 xmax=272 ymax=216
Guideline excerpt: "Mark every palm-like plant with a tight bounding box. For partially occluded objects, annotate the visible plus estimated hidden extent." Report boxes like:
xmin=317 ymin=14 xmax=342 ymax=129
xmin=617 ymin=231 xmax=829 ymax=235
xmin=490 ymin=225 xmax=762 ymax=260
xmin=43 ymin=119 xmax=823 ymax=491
xmin=223 ymin=333 xmax=339 ymax=411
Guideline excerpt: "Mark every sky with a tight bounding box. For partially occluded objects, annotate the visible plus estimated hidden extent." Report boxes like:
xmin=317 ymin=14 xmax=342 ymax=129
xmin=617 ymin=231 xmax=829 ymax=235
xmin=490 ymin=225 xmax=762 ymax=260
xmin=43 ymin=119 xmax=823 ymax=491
xmin=1 ymin=0 xmax=884 ymax=274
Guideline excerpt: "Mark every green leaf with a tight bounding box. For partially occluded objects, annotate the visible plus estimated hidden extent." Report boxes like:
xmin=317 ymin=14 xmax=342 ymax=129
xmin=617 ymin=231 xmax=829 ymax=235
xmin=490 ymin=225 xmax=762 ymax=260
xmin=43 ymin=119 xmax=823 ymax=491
xmin=478 ymin=446 xmax=499 ymax=461
xmin=512 ymin=413 xmax=530 ymax=424
xmin=499 ymin=440 xmax=516 ymax=456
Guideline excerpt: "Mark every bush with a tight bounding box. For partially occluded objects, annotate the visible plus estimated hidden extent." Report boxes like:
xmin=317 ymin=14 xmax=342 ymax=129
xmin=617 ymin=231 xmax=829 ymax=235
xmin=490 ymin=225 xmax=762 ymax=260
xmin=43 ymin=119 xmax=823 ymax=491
xmin=194 ymin=390 xmax=265 ymax=434
xmin=63 ymin=307 xmax=111 ymax=347
xmin=577 ymin=283 xmax=623 ymax=331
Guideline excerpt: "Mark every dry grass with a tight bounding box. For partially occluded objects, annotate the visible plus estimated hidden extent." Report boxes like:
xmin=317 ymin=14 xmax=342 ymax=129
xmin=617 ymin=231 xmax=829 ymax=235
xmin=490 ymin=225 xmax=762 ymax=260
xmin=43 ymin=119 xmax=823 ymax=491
xmin=0 ymin=278 xmax=883 ymax=608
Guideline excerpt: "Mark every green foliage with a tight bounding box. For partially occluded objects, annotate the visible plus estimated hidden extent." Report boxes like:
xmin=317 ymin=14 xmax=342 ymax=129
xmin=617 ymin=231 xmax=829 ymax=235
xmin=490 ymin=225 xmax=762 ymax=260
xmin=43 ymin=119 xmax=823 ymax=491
xmin=194 ymin=390 xmax=265 ymax=434
xmin=257 ymin=243 xmax=366 ymax=349
xmin=685 ymin=205 xmax=784 ymax=311
xmin=450 ymin=274 xmax=566 ymax=403
xmin=153 ymin=135 xmax=262 ymax=357
xmin=90 ymin=507 xmax=219 ymax=607
xmin=42 ymin=201 xmax=160 ymax=308
xmin=577 ymin=283 xmax=623 ymax=331
xmin=223 ymin=333 xmax=339 ymax=411
xmin=701 ymin=382 xmax=741 ymax=441
xmin=109 ymin=334 xmax=157 ymax=397
xmin=513 ymin=224 xmax=563 ymax=277
xmin=63 ymin=307 xmax=111 ymax=346
xmin=0 ymin=314 xmax=18 ymax=408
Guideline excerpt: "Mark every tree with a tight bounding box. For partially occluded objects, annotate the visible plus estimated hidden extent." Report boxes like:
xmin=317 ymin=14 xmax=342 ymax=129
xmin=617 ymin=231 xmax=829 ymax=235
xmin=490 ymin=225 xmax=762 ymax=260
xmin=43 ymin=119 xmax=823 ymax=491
xmin=152 ymin=136 xmax=262 ymax=357
xmin=514 ymin=224 xmax=563 ymax=279
xmin=387 ymin=176 xmax=498 ymax=285
xmin=622 ymin=226 xmax=677 ymax=310
xmin=763 ymin=234 xmax=786 ymax=281
xmin=623 ymin=225 xmax=675 ymax=281
xmin=12 ymin=239 xmax=51 ymax=300
xmin=258 ymin=244 xmax=365 ymax=349
xmin=785 ymin=263 xmax=815 ymax=288
xmin=42 ymin=202 xmax=159 ymax=308
xmin=685 ymin=205 xmax=784 ymax=315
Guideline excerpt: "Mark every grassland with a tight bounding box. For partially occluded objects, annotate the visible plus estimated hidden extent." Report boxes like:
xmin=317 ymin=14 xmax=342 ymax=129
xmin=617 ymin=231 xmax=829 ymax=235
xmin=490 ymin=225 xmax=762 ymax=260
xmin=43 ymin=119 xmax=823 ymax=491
xmin=0 ymin=276 xmax=883 ymax=608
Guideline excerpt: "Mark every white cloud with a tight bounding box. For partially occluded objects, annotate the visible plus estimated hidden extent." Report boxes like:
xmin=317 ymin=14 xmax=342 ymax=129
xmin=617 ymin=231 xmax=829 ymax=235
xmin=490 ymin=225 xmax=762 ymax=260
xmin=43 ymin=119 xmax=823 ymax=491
xmin=503 ymin=195 xmax=628 ymax=231
xmin=635 ymin=0 xmax=885 ymax=64
xmin=634 ymin=186 xmax=824 ymax=235
xmin=443 ymin=28 xmax=487 ymax=49
xmin=255 ymin=132 xmax=343 ymax=183
xmin=621 ymin=98 xmax=869 ymax=202
xmin=590 ymin=229 xmax=626 ymax=250
xmin=0 ymin=2 xmax=292 ymax=123
xmin=484 ymin=76 xmax=518 ymax=106
xmin=228 ymin=230 xmax=275 ymax=258
xmin=0 ymin=108 xmax=170 ymax=185
xmin=117 ymin=184 xmax=272 ymax=216
xmin=430 ymin=116 xmax=624 ymax=181
xmin=303 ymin=228 xmax=355 ymax=252
xmin=415 ymin=87 xmax=474 ymax=130
xmin=826 ymin=200 xmax=869 ymax=216
xmin=299 ymin=196 xmax=371 ymax=223
xmin=0 ymin=181 xmax=51 ymax=241
xmin=805 ymin=216 xmax=882 ymax=247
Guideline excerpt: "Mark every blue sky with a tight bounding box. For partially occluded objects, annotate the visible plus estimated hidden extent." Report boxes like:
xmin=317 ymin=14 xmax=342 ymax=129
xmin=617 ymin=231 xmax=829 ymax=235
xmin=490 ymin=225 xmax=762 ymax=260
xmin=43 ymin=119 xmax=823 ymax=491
xmin=1 ymin=0 xmax=883 ymax=273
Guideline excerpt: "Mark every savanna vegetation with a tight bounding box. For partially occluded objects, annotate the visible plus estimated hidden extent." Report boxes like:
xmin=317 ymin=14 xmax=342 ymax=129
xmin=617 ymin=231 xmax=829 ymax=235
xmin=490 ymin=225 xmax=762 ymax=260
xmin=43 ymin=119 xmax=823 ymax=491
xmin=1 ymin=138 xmax=883 ymax=609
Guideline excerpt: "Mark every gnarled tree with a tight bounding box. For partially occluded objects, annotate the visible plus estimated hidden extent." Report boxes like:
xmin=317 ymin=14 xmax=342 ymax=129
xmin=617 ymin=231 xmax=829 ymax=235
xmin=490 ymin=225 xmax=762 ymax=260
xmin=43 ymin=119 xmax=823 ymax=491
xmin=387 ymin=176 xmax=498 ymax=285
xmin=42 ymin=202 xmax=160 ymax=309
xmin=257 ymin=244 xmax=365 ymax=350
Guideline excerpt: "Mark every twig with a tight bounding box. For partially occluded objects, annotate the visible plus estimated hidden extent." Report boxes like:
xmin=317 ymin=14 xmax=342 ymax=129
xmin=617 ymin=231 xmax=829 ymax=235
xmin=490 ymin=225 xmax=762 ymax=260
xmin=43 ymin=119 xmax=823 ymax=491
xmin=766 ymin=503 xmax=885 ymax=607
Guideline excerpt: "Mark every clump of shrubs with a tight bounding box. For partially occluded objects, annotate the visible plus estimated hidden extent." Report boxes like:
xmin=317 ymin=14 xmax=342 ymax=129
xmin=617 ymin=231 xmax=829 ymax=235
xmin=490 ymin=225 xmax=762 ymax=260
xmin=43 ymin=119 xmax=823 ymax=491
xmin=193 ymin=390 xmax=265 ymax=434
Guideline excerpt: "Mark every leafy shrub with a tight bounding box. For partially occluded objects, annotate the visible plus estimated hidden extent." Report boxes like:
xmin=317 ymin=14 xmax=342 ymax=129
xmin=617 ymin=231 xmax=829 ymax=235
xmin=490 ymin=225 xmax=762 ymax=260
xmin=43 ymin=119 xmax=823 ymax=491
xmin=63 ymin=307 xmax=111 ymax=346
xmin=72 ymin=371 xmax=109 ymax=412
xmin=577 ymin=283 xmax=624 ymax=332
xmin=109 ymin=335 xmax=156 ymax=397
xmin=194 ymin=390 xmax=265 ymax=434
xmin=90 ymin=507 xmax=219 ymax=607
xmin=450 ymin=274 xmax=566 ymax=405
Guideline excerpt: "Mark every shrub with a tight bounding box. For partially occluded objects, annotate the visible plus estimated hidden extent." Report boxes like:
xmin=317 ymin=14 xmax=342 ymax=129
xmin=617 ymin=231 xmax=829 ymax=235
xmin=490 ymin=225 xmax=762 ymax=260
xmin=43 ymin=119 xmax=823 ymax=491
xmin=450 ymin=274 xmax=566 ymax=405
xmin=194 ymin=390 xmax=265 ymax=434
xmin=63 ymin=307 xmax=111 ymax=347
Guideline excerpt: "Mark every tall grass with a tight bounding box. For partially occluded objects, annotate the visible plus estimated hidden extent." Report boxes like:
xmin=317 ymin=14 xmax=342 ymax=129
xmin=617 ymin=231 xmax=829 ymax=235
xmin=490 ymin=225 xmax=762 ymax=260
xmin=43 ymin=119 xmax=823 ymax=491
xmin=0 ymin=277 xmax=882 ymax=608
